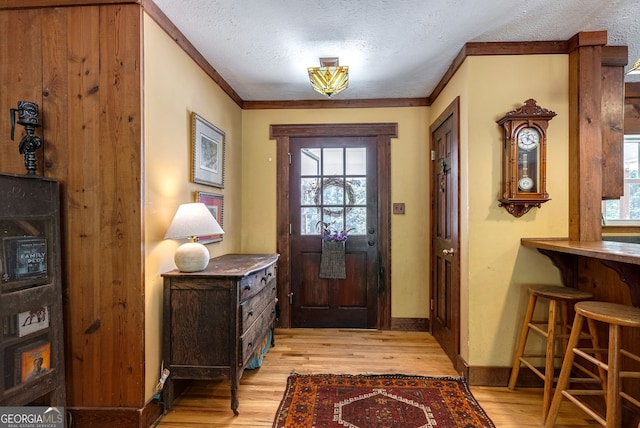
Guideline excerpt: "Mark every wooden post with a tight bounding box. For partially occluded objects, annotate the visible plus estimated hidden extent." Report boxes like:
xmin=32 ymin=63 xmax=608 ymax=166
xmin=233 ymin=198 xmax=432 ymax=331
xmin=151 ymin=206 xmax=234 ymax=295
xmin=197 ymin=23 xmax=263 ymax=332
xmin=568 ymin=31 xmax=607 ymax=241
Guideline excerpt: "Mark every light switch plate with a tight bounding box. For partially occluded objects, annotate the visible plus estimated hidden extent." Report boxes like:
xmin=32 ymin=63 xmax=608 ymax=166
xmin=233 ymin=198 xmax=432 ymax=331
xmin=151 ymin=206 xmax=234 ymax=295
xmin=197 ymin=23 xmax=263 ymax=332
xmin=393 ymin=203 xmax=405 ymax=214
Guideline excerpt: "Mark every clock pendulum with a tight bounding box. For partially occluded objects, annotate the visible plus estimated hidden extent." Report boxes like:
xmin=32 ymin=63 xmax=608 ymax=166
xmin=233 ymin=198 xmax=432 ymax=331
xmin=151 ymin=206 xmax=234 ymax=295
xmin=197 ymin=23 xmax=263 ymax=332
xmin=518 ymin=153 xmax=534 ymax=191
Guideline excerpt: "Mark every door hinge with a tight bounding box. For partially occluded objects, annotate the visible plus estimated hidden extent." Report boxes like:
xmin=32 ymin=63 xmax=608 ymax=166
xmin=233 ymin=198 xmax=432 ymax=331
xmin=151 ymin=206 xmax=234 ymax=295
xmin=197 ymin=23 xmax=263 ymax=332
xmin=431 ymin=150 xmax=436 ymax=161
xmin=289 ymin=223 xmax=292 ymax=235
xmin=430 ymin=299 xmax=435 ymax=310
xmin=288 ymin=152 xmax=292 ymax=164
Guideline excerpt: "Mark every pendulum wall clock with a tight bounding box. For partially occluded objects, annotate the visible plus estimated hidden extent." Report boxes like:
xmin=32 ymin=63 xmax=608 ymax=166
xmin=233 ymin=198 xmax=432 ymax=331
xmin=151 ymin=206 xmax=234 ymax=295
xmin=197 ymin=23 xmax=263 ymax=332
xmin=496 ymin=98 xmax=556 ymax=217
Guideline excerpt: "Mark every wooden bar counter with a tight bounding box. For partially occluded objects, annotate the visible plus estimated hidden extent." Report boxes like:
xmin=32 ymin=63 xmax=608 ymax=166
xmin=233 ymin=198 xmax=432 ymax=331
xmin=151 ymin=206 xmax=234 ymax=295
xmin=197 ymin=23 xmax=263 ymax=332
xmin=521 ymin=237 xmax=640 ymax=426
xmin=521 ymin=238 xmax=640 ymax=307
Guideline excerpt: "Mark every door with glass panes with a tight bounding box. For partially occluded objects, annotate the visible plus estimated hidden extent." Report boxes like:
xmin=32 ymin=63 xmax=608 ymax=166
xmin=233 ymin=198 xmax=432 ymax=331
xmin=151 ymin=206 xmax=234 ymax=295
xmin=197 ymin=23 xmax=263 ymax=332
xmin=289 ymin=136 xmax=378 ymax=328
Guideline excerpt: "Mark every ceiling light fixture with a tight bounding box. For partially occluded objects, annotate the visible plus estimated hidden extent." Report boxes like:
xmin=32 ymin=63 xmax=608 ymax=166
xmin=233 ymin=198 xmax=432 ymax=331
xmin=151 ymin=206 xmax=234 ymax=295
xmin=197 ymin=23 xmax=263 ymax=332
xmin=308 ymin=57 xmax=349 ymax=98
xmin=627 ymin=57 xmax=640 ymax=75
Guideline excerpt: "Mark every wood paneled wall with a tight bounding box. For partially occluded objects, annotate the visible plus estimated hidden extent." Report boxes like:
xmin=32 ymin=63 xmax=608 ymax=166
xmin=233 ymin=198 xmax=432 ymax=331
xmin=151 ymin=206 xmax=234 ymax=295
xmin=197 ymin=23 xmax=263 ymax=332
xmin=0 ymin=2 xmax=146 ymax=421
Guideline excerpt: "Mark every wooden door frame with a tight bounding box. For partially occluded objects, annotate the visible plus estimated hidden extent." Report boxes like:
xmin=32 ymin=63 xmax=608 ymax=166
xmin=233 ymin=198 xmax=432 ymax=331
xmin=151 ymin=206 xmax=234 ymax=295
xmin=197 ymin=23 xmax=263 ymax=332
xmin=270 ymin=123 xmax=397 ymax=329
xmin=429 ymin=98 xmax=462 ymax=370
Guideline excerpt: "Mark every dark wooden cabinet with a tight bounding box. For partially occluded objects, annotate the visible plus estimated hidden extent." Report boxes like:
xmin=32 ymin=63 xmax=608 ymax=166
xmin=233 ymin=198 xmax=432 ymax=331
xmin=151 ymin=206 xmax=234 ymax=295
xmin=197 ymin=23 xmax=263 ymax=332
xmin=0 ymin=173 xmax=66 ymax=407
xmin=161 ymin=253 xmax=278 ymax=415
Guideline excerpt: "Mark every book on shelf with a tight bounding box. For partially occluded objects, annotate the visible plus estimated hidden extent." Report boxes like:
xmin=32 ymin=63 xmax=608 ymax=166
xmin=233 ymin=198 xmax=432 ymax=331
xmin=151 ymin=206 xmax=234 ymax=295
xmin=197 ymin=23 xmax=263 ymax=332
xmin=3 ymin=314 xmax=18 ymax=336
xmin=2 ymin=236 xmax=47 ymax=282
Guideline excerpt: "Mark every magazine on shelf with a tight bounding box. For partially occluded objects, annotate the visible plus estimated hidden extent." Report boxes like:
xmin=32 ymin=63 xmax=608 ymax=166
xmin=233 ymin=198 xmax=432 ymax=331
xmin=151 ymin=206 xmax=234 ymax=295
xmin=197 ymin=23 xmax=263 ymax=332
xmin=3 ymin=339 xmax=50 ymax=388
xmin=17 ymin=307 xmax=49 ymax=337
xmin=15 ymin=339 xmax=51 ymax=385
xmin=2 ymin=236 xmax=47 ymax=282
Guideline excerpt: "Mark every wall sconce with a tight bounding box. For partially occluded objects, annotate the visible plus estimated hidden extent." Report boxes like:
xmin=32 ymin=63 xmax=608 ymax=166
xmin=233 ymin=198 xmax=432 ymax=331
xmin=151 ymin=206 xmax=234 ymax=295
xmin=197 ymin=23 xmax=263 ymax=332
xmin=164 ymin=202 xmax=224 ymax=272
xmin=308 ymin=57 xmax=349 ymax=98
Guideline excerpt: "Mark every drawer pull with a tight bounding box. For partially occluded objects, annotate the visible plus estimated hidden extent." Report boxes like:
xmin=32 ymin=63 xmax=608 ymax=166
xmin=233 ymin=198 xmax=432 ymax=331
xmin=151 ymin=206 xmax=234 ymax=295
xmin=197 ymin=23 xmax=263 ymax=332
xmin=261 ymin=276 xmax=268 ymax=284
xmin=248 ymin=311 xmax=254 ymax=317
xmin=243 ymin=285 xmax=251 ymax=291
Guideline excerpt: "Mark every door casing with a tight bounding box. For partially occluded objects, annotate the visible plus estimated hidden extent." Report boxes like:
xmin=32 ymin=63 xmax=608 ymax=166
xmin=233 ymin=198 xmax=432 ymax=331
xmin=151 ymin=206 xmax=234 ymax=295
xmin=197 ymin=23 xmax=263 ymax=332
xmin=270 ymin=123 xmax=397 ymax=329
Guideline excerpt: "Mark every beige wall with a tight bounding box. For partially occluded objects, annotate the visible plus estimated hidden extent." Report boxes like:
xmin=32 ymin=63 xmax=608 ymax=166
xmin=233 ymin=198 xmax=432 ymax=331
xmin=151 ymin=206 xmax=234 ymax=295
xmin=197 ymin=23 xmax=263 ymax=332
xmin=143 ymin=15 xmax=243 ymax=400
xmin=429 ymin=54 xmax=570 ymax=366
xmin=241 ymin=108 xmax=431 ymax=319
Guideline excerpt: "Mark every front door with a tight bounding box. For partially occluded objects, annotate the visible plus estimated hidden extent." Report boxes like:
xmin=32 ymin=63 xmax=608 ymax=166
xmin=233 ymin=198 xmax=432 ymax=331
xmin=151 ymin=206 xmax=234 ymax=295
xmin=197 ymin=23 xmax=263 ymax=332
xmin=289 ymin=137 xmax=378 ymax=328
xmin=430 ymin=98 xmax=461 ymax=365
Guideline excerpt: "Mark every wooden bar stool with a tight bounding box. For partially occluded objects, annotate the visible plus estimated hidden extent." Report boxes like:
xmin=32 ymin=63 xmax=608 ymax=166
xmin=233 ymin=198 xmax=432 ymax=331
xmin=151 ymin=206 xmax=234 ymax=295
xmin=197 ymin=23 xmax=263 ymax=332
xmin=545 ymin=301 xmax=640 ymax=428
xmin=508 ymin=284 xmax=595 ymax=419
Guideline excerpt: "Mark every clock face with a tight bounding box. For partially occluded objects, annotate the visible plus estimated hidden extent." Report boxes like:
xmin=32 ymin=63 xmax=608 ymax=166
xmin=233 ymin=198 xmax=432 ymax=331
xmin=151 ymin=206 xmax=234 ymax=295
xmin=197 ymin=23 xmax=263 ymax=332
xmin=517 ymin=128 xmax=540 ymax=151
xmin=518 ymin=176 xmax=534 ymax=191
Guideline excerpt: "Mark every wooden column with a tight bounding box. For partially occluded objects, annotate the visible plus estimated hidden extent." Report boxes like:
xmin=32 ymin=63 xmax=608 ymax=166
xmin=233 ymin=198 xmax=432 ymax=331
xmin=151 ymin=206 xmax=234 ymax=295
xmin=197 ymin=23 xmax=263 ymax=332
xmin=568 ymin=31 xmax=607 ymax=241
xmin=0 ymin=2 xmax=152 ymax=426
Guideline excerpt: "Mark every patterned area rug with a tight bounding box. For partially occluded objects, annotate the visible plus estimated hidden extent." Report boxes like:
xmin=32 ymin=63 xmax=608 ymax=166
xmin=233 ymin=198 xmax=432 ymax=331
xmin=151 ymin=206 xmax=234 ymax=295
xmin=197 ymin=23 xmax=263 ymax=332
xmin=273 ymin=374 xmax=495 ymax=428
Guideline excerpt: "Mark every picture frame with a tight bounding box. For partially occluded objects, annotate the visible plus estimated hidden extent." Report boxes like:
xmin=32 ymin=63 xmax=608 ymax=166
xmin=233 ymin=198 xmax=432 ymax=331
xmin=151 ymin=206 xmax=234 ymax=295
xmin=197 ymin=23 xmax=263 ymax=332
xmin=196 ymin=191 xmax=224 ymax=243
xmin=191 ymin=112 xmax=225 ymax=188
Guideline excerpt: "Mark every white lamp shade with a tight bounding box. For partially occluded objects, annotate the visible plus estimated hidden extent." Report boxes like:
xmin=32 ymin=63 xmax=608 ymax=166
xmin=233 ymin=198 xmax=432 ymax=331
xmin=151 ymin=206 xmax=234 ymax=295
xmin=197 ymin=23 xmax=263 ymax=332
xmin=164 ymin=202 xmax=224 ymax=239
xmin=164 ymin=202 xmax=224 ymax=272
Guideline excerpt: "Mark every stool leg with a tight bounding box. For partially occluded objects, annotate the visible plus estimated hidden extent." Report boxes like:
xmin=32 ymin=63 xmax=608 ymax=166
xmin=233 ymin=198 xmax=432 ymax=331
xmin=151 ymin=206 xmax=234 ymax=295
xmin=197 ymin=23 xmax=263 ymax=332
xmin=586 ymin=317 xmax=608 ymax=392
xmin=545 ymin=313 xmax=584 ymax=428
xmin=606 ymin=324 xmax=622 ymax=428
xmin=543 ymin=299 xmax=559 ymax=420
xmin=560 ymin=301 xmax=570 ymax=354
xmin=509 ymin=294 xmax=537 ymax=390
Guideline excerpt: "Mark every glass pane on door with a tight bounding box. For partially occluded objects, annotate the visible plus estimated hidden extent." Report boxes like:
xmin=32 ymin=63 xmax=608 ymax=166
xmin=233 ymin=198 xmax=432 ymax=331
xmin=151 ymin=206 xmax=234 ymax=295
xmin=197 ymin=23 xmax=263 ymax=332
xmin=300 ymin=147 xmax=367 ymax=235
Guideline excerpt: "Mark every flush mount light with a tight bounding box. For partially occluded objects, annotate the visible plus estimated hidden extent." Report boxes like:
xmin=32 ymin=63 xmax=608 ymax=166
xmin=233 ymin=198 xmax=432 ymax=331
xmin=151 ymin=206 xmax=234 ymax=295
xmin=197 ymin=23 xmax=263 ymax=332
xmin=308 ymin=57 xmax=349 ymax=98
xmin=627 ymin=57 xmax=640 ymax=75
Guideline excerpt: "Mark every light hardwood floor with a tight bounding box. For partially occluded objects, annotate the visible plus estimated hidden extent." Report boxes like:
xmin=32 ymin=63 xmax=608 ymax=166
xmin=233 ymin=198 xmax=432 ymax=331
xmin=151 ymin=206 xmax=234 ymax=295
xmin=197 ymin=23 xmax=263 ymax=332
xmin=154 ymin=328 xmax=596 ymax=427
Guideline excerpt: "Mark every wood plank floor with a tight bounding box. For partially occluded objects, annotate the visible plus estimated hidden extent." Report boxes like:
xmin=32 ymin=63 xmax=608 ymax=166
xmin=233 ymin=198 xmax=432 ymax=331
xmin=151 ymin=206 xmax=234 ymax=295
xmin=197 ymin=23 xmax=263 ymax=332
xmin=153 ymin=328 xmax=597 ymax=427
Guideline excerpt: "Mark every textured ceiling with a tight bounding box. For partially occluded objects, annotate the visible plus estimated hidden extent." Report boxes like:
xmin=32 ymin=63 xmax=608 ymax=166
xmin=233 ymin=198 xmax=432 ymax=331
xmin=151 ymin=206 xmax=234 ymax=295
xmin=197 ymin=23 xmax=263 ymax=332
xmin=151 ymin=0 xmax=640 ymax=101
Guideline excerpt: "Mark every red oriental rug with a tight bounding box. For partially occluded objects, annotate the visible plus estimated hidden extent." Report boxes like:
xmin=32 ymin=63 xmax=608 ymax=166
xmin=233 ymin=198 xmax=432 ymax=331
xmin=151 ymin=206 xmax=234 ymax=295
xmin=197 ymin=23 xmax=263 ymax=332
xmin=273 ymin=374 xmax=495 ymax=428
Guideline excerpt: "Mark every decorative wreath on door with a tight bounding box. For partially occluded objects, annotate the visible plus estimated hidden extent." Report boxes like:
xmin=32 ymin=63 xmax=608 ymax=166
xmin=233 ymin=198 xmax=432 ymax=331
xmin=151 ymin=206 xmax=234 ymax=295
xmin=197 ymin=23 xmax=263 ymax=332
xmin=313 ymin=178 xmax=355 ymax=215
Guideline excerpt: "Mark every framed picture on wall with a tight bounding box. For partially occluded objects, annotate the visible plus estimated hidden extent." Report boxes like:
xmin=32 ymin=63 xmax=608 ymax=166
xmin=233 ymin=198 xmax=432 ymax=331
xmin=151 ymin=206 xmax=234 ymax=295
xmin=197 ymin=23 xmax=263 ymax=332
xmin=191 ymin=113 xmax=225 ymax=188
xmin=196 ymin=191 xmax=224 ymax=243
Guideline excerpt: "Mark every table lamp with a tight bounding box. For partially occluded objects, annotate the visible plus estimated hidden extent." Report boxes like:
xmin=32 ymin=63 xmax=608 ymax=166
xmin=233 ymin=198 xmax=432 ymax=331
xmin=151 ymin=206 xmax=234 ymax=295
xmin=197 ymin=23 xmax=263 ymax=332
xmin=164 ymin=202 xmax=224 ymax=272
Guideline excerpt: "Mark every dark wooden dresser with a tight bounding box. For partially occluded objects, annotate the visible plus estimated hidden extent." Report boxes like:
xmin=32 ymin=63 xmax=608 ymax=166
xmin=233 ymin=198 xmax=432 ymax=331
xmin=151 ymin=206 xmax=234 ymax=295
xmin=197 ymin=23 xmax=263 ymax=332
xmin=161 ymin=253 xmax=278 ymax=414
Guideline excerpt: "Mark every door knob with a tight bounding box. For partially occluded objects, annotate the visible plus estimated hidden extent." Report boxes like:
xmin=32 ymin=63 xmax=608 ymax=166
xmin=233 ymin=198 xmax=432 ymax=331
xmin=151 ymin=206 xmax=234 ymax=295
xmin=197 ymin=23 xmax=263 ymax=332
xmin=442 ymin=248 xmax=455 ymax=256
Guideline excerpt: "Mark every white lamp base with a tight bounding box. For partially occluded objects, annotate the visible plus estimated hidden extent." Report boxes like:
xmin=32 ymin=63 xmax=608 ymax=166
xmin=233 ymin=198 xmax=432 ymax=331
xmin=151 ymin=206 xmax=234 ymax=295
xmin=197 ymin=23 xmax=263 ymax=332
xmin=174 ymin=242 xmax=210 ymax=272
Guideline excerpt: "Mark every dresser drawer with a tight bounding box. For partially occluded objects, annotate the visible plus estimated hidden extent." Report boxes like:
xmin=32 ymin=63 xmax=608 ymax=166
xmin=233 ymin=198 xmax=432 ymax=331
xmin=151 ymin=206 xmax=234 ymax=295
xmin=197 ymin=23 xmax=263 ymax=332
xmin=240 ymin=278 xmax=276 ymax=334
xmin=239 ymin=300 xmax=276 ymax=366
xmin=239 ymin=263 xmax=277 ymax=301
